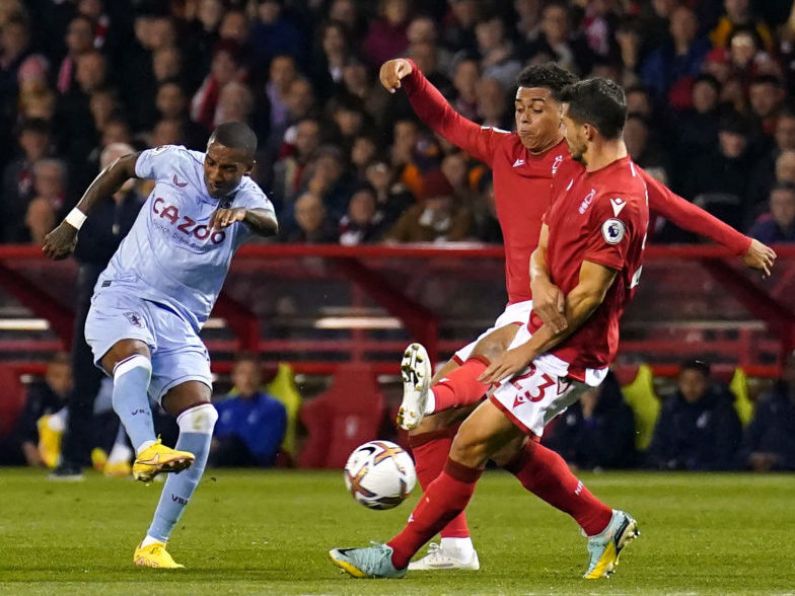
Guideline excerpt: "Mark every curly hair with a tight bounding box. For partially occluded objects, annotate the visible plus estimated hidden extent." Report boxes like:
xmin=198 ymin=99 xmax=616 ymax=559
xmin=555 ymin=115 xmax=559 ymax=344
xmin=515 ymin=63 xmax=579 ymax=95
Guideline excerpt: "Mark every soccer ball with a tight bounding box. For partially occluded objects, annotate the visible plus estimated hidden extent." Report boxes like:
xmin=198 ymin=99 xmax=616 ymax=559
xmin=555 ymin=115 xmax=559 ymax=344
xmin=344 ymin=440 xmax=416 ymax=510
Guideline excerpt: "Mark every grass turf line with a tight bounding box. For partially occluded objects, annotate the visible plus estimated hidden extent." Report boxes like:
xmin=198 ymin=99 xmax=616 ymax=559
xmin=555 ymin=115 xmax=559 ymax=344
xmin=0 ymin=468 xmax=793 ymax=594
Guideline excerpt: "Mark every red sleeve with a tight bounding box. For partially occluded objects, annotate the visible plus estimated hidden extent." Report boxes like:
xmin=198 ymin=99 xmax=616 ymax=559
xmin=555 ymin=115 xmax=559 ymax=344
xmin=641 ymin=168 xmax=751 ymax=255
xmin=402 ymin=60 xmax=503 ymax=167
xmin=583 ymin=195 xmax=637 ymax=271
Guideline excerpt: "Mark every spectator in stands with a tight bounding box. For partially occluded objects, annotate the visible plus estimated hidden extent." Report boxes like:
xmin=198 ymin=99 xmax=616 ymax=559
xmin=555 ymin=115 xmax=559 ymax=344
xmin=474 ymin=13 xmax=521 ymax=89
xmin=648 ymin=360 xmax=742 ymax=471
xmin=385 ymin=169 xmax=473 ymax=243
xmin=338 ymin=184 xmax=385 ymax=246
xmin=285 ymin=192 xmax=338 ymax=243
xmin=155 ymin=80 xmax=207 ymax=149
xmin=363 ymin=0 xmax=411 ymax=68
xmin=214 ymin=81 xmax=255 ymax=129
xmin=544 ymin=371 xmax=636 ymax=470
xmin=312 ymin=20 xmax=353 ymax=100
xmin=55 ymin=15 xmax=94 ymax=95
xmin=522 ymin=1 xmax=591 ymax=76
xmin=25 ymin=158 xmax=67 ymax=244
xmin=671 ymin=75 xmax=722 ymax=190
xmin=748 ymin=111 xmax=795 ymax=210
xmin=476 ymin=76 xmax=511 ymax=130
xmin=775 ymin=150 xmax=795 ymax=185
xmin=190 ymin=41 xmax=245 ymax=131
xmin=250 ymin=0 xmax=306 ymax=68
xmin=471 ymin=173 xmax=501 ymax=244
xmin=748 ymin=75 xmax=786 ymax=139
xmin=640 ymin=4 xmax=709 ymax=107
xmin=262 ymin=54 xmax=298 ymax=134
xmin=52 ymin=142 xmax=144 ymax=479
xmin=710 ymin=0 xmax=774 ymax=55
xmin=349 ymin=134 xmax=378 ymax=180
xmin=682 ymin=114 xmax=756 ymax=231
xmin=449 ymin=56 xmax=480 ymax=122
xmin=298 ymin=145 xmax=353 ymax=221
xmin=10 ymin=352 xmax=72 ymax=467
xmin=364 ymin=159 xmax=413 ymax=230
xmin=210 ymin=355 xmax=287 ymax=468
xmin=624 ymin=113 xmax=670 ymax=185
xmin=740 ymin=351 xmax=795 ymax=471
xmin=749 ymin=183 xmax=795 ymax=244
xmin=1 ymin=118 xmax=51 ymax=242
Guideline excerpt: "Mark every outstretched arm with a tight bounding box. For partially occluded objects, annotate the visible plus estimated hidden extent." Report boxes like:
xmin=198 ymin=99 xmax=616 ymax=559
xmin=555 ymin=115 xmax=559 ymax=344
xmin=42 ymin=153 xmax=140 ymax=260
xmin=642 ymin=169 xmax=776 ymax=275
xmin=379 ymin=58 xmax=502 ymax=166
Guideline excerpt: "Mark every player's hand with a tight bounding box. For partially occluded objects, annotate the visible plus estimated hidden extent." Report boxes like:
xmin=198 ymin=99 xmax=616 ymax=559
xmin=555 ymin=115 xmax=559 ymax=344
xmin=211 ymin=207 xmax=247 ymax=230
xmin=42 ymin=221 xmax=78 ymax=260
xmin=379 ymin=59 xmax=413 ymax=94
xmin=478 ymin=345 xmax=535 ymax=384
xmin=531 ymin=277 xmax=568 ymax=334
xmin=742 ymin=239 xmax=776 ymax=278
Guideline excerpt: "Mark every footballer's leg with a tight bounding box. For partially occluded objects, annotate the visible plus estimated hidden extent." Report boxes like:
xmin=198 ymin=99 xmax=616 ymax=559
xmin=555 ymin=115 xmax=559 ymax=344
xmin=330 ymin=399 xmax=521 ymax=578
xmin=134 ymin=380 xmax=217 ymax=569
xmin=490 ymin=356 xmax=638 ymax=579
xmin=401 ymin=324 xmax=520 ymax=570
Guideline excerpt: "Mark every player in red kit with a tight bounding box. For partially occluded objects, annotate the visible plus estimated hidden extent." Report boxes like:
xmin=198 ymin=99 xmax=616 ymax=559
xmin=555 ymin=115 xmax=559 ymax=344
xmin=330 ymin=78 xmax=647 ymax=580
xmin=377 ymin=59 xmax=776 ymax=570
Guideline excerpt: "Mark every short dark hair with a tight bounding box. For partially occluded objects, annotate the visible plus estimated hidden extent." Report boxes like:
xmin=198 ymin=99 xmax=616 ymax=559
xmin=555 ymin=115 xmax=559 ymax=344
xmin=680 ymin=359 xmax=711 ymax=377
xmin=516 ymin=62 xmax=579 ymax=95
xmin=750 ymin=73 xmax=784 ymax=89
xmin=559 ymin=78 xmax=627 ymax=140
xmin=771 ymin=181 xmax=795 ymax=196
xmin=210 ymin=121 xmax=258 ymax=156
xmin=18 ymin=118 xmax=50 ymax=137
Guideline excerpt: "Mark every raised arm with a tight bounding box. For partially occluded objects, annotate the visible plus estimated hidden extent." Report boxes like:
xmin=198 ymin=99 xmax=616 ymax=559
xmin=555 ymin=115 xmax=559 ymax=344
xmin=641 ymin=169 xmax=776 ymax=275
xmin=379 ymin=58 xmax=503 ymax=166
xmin=42 ymin=152 xmax=140 ymax=260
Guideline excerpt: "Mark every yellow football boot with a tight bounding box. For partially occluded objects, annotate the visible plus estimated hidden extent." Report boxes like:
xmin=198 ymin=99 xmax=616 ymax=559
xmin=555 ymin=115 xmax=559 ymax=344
xmin=103 ymin=459 xmax=132 ymax=478
xmin=37 ymin=415 xmax=63 ymax=469
xmin=132 ymin=438 xmax=194 ymax=482
xmin=133 ymin=541 xmax=184 ymax=569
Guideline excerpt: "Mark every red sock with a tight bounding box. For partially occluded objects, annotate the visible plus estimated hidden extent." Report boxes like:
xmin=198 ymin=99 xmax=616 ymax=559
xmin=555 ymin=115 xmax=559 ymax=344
xmin=388 ymin=458 xmax=482 ymax=569
xmin=409 ymin=429 xmax=470 ymax=539
xmin=430 ymin=356 xmax=490 ymax=412
xmin=505 ymin=440 xmax=612 ymax=536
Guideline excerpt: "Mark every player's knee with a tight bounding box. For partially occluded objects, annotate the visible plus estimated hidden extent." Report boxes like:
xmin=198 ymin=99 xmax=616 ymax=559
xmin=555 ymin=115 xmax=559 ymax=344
xmin=491 ymin=435 xmax=527 ymax=467
xmin=409 ymin=411 xmax=451 ymax=436
xmin=176 ymin=403 xmax=218 ymax=435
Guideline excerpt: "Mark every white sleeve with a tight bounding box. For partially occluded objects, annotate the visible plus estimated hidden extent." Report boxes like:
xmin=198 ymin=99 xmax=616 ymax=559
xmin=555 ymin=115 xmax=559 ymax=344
xmin=235 ymin=180 xmax=276 ymax=216
xmin=134 ymin=145 xmax=184 ymax=180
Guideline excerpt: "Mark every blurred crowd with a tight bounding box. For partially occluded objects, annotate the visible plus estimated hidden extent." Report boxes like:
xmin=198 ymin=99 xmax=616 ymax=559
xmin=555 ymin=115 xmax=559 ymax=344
xmin=2 ymin=0 xmax=795 ymax=247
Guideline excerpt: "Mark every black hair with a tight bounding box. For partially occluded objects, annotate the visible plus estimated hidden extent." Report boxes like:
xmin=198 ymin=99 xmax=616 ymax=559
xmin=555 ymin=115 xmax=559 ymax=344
xmin=210 ymin=121 xmax=258 ymax=157
xmin=771 ymin=181 xmax=795 ymax=195
xmin=693 ymin=73 xmax=721 ymax=92
xmin=559 ymin=78 xmax=627 ymax=140
xmin=18 ymin=118 xmax=50 ymax=136
xmin=516 ymin=62 xmax=579 ymax=95
xmin=750 ymin=73 xmax=784 ymax=89
xmin=680 ymin=359 xmax=711 ymax=377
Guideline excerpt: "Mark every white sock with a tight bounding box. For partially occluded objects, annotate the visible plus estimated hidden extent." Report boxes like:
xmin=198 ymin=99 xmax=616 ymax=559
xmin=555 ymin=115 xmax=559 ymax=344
xmin=48 ymin=408 xmax=68 ymax=432
xmin=136 ymin=440 xmax=156 ymax=456
xmin=141 ymin=535 xmax=163 ymax=547
xmin=441 ymin=536 xmax=474 ymax=558
xmin=108 ymin=442 xmax=133 ymax=464
xmin=425 ymin=388 xmax=436 ymax=414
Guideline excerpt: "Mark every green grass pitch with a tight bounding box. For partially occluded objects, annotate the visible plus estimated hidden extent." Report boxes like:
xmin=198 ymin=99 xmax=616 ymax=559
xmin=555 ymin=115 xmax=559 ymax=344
xmin=1 ymin=468 xmax=793 ymax=594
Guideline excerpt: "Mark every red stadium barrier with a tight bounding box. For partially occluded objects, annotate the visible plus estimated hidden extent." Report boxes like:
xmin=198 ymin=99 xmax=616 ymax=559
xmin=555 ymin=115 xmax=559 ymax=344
xmin=0 ymin=244 xmax=791 ymax=377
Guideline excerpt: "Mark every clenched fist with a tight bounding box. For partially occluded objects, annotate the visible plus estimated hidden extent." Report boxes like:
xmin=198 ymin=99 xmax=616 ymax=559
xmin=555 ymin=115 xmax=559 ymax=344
xmin=379 ymin=59 xmax=413 ymax=94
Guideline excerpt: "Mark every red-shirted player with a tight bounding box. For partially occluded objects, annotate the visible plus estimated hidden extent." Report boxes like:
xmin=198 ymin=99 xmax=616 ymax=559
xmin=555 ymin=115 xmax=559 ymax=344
xmin=377 ymin=59 xmax=776 ymax=570
xmin=330 ymin=78 xmax=648 ymax=580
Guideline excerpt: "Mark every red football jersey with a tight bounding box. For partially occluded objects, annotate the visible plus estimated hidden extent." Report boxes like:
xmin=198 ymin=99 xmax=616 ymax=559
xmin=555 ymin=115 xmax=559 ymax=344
xmin=401 ymin=63 xmax=750 ymax=305
xmin=529 ymin=156 xmax=649 ymax=376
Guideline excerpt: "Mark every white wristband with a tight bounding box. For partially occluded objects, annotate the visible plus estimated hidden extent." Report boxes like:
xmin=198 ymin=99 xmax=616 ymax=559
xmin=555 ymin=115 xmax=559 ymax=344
xmin=65 ymin=208 xmax=87 ymax=230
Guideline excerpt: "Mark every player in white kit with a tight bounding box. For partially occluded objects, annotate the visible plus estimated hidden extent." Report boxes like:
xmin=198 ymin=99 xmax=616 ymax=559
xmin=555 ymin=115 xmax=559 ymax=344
xmin=43 ymin=122 xmax=278 ymax=568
